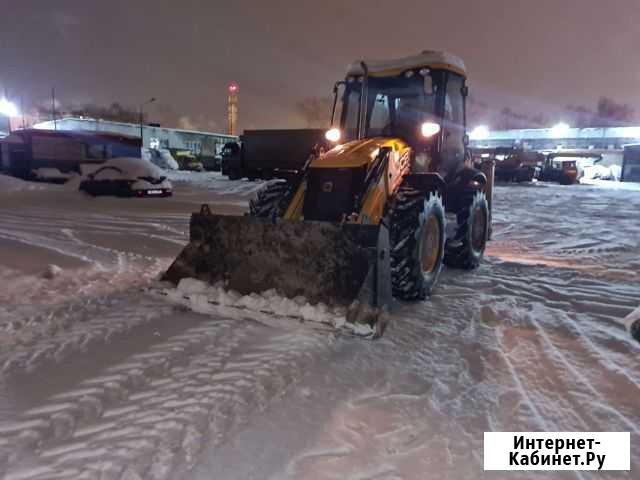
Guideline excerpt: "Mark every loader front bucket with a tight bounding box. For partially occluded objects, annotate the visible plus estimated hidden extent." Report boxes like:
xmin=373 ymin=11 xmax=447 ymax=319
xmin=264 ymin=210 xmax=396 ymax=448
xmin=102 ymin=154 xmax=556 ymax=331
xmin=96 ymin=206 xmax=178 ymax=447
xmin=163 ymin=205 xmax=391 ymax=336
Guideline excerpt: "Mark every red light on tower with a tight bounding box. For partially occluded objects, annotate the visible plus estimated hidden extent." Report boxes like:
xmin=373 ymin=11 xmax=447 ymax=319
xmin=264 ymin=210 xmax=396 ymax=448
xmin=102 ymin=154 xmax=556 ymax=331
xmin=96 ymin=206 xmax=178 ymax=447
xmin=227 ymin=83 xmax=239 ymax=136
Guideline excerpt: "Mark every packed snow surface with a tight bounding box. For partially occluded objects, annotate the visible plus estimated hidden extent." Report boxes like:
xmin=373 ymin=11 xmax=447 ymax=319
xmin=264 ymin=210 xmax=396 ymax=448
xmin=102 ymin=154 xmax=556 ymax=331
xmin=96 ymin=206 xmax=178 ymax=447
xmin=0 ymin=177 xmax=638 ymax=479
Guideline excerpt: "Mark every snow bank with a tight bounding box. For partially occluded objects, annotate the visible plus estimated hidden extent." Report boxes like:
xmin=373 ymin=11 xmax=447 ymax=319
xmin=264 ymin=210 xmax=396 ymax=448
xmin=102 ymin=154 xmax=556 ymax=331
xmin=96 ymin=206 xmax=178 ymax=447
xmin=142 ymin=148 xmax=180 ymax=170
xmin=32 ymin=168 xmax=79 ymax=182
xmin=156 ymin=278 xmax=375 ymax=337
xmin=0 ymin=173 xmax=47 ymax=193
xmin=580 ymin=164 xmax=621 ymax=182
xmin=580 ymin=178 xmax=640 ymax=190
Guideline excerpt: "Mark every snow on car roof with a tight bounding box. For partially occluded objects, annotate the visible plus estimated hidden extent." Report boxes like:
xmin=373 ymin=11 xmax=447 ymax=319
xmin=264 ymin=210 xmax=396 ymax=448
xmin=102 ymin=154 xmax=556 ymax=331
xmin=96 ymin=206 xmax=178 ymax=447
xmin=346 ymin=50 xmax=466 ymax=77
xmin=80 ymin=157 xmax=164 ymax=179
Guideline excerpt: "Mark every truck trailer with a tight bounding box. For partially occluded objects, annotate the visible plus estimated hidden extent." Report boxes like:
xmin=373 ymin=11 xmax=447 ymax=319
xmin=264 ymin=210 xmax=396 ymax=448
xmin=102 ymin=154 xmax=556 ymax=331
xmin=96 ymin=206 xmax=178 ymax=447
xmin=221 ymin=129 xmax=331 ymax=181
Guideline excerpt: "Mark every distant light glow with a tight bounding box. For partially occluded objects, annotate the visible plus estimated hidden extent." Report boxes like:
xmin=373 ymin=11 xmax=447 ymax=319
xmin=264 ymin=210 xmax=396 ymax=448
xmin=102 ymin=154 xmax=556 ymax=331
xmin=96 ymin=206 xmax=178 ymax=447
xmin=0 ymin=98 xmax=19 ymax=117
xmin=325 ymin=127 xmax=341 ymax=143
xmin=469 ymin=125 xmax=490 ymax=140
xmin=228 ymin=83 xmax=239 ymax=94
xmin=421 ymin=122 xmax=441 ymax=138
xmin=550 ymin=122 xmax=570 ymax=138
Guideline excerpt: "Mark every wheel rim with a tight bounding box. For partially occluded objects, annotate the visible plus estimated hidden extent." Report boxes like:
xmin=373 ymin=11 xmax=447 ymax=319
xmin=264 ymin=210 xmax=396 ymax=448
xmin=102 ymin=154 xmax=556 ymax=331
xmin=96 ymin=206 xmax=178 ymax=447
xmin=471 ymin=206 xmax=487 ymax=251
xmin=421 ymin=214 xmax=441 ymax=273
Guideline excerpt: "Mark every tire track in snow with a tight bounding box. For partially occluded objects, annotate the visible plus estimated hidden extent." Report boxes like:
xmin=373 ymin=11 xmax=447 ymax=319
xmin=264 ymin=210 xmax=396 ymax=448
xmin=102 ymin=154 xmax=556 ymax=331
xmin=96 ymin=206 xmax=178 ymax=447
xmin=494 ymin=327 xmax=590 ymax=480
xmin=527 ymin=310 xmax=640 ymax=437
xmin=1 ymin=293 xmax=177 ymax=375
xmin=1 ymin=315 xmax=328 ymax=479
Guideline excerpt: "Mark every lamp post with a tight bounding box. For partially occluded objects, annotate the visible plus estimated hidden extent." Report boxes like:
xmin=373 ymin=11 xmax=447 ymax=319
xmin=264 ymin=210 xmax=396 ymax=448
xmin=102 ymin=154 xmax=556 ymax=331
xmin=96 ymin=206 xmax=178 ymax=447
xmin=139 ymin=97 xmax=156 ymax=147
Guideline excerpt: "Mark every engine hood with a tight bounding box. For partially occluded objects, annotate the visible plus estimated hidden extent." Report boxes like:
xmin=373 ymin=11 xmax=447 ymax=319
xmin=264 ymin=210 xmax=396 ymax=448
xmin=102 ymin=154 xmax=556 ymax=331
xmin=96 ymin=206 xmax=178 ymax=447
xmin=311 ymin=137 xmax=409 ymax=169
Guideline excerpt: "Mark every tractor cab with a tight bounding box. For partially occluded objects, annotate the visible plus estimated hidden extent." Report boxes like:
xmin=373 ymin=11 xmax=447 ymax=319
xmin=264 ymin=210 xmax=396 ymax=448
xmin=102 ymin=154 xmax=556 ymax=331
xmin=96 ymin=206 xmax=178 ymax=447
xmin=325 ymin=51 xmax=468 ymax=177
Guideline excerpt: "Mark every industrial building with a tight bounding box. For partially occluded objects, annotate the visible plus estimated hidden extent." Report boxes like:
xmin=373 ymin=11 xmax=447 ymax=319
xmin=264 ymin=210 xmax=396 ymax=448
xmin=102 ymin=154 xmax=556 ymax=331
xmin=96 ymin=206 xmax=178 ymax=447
xmin=32 ymin=117 xmax=238 ymax=160
xmin=1 ymin=129 xmax=141 ymax=179
xmin=469 ymin=125 xmax=640 ymax=151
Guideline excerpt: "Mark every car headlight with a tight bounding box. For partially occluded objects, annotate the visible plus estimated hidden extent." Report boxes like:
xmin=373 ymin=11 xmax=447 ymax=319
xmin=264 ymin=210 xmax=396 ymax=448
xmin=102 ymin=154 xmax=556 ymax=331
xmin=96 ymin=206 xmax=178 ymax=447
xmin=325 ymin=128 xmax=341 ymax=143
xmin=421 ymin=122 xmax=441 ymax=138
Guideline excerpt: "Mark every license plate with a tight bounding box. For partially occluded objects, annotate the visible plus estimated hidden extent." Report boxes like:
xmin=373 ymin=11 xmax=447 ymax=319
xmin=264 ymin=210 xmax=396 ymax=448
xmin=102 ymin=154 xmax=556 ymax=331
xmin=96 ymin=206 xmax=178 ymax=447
xmin=147 ymin=189 xmax=163 ymax=195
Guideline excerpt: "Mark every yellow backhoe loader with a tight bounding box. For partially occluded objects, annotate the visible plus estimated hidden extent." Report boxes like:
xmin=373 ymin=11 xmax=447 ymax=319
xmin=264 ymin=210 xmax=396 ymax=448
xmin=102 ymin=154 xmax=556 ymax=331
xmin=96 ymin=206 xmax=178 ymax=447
xmin=164 ymin=51 xmax=494 ymax=337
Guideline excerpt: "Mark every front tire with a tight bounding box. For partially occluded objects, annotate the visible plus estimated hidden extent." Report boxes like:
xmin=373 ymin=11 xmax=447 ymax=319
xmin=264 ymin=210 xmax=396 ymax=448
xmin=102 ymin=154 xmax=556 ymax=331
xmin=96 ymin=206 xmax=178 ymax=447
xmin=388 ymin=186 xmax=446 ymax=300
xmin=444 ymin=190 xmax=489 ymax=269
xmin=249 ymin=180 xmax=291 ymax=219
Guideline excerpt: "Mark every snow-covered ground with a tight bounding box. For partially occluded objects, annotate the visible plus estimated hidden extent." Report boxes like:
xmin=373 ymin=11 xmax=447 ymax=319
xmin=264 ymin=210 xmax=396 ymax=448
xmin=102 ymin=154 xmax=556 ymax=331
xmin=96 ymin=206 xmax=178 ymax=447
xmin=0 ymin=174 xmax=638 ymax=479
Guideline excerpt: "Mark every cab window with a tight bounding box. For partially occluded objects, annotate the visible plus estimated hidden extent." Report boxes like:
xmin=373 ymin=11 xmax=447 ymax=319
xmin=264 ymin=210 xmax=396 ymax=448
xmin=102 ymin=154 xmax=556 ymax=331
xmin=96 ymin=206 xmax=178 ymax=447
xmin=441 ymin=73 xmax=466 ymax=168
xmin=368 ymin=94 xmax=391 ymax=137
xmin=444 ymin=74 xmax=464 ymax=126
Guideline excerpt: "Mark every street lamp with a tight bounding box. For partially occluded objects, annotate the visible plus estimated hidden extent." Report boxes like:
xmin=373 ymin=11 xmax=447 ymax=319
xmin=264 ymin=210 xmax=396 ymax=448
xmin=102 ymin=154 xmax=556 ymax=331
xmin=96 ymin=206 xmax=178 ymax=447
xmin=139 ymin=97 xmax=156 ymax=145
xmin=469 ymin=125 xmax=490 ymax=141
xmin=549 ymin=122 xmax=570 ymax=138
xmin=0 ymin=98 xmax=19 ymax=134
xmin=0 ymin=98 xmax=19 ymax=117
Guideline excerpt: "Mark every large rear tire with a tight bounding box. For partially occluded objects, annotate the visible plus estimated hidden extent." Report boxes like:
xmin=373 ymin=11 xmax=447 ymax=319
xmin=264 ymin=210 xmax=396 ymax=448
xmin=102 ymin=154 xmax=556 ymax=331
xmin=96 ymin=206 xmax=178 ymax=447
xmin=388 ymin=185 xmax=446 ymax=300
xmin=249 ymin=180 xmax=291 ymax=219
xmin=444 ymin=190 xmax=489 ymax=269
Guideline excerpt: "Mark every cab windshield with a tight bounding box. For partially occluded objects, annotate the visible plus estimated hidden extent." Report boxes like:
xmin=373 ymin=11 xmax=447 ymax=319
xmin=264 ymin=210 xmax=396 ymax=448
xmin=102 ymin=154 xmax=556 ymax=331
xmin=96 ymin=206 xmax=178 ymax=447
xmin=340 ymin=70 xmax=444 ymax=143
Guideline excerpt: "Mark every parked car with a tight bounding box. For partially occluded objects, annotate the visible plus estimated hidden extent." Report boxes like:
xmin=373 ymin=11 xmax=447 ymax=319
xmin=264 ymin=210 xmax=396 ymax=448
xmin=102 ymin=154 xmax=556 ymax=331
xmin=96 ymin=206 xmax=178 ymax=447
xmin=174 ymin=151 xmax=204 ymax=171
xmin=79 ymin=157 xmax=172 ymax=197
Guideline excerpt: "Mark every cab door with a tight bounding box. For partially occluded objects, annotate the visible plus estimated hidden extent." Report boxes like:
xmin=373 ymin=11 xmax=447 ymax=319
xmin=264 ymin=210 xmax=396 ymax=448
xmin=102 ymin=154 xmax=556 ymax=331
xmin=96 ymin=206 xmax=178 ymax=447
xmin=440 ymin=73 xmax=466 ymax=175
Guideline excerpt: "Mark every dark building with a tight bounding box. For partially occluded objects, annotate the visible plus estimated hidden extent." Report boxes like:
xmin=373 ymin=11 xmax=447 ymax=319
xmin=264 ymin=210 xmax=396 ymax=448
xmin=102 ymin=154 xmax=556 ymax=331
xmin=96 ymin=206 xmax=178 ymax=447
xmin=1 ymin=129 xmax=141 ymax=179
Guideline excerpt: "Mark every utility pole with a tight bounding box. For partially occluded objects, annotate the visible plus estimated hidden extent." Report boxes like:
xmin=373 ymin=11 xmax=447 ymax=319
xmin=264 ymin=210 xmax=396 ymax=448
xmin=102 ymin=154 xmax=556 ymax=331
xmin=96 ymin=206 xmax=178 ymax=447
xmin=139 ymin=97 xmax=156 ymax=148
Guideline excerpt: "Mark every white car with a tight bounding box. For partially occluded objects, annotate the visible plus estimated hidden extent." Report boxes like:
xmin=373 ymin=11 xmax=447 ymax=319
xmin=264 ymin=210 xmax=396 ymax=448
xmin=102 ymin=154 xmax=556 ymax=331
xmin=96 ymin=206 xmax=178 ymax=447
xmin=79 ymin=157 xmax=173 ymax=197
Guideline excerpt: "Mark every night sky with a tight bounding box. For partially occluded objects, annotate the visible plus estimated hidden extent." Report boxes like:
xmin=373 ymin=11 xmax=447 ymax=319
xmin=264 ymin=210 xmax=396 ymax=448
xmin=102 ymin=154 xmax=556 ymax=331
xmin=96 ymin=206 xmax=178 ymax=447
xmin=1 ymin=0 xmax=638 ymax=132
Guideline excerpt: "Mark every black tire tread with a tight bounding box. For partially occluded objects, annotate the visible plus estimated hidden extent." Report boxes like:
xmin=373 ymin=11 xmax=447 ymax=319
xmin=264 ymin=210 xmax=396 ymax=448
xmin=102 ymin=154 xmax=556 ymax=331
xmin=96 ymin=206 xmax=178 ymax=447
xmin=249 ymin=180 xmax=291 ymax=219
xmin=388 ymin=185 xmax=445 ymax=301
xmin=443 ymin=190 xmax=489 ymax=270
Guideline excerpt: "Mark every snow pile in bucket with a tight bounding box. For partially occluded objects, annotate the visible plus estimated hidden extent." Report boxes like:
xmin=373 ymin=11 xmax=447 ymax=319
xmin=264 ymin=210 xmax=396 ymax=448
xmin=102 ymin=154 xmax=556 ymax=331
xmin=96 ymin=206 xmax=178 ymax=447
xmin=158 ymin=278 xmax=375 ymax=337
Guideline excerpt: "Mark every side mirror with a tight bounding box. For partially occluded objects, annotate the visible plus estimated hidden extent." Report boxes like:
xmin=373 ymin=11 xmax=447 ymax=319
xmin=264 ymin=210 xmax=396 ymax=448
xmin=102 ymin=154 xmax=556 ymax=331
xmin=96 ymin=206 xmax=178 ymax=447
xmin=463 ymin=134 xmax=470 ymax=147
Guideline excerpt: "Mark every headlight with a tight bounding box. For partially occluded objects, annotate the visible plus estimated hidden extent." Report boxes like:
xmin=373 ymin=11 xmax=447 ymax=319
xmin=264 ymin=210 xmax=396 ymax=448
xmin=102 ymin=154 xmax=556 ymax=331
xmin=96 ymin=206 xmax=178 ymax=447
xmin=421 ymin=122 xmax=441 ymax=138
xmin=325 ymin=128 xmax=341 ymax=143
